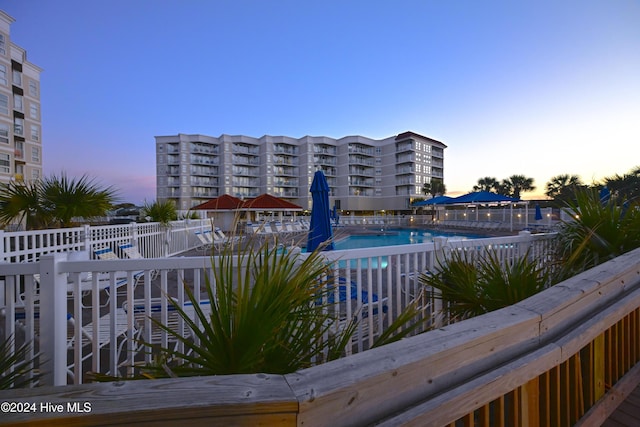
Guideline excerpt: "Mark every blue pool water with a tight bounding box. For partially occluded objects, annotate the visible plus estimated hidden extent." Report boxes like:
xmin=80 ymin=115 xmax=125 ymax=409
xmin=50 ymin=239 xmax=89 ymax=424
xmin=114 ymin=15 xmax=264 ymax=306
xmin=333 ymin=228 xmax=483 ymax=251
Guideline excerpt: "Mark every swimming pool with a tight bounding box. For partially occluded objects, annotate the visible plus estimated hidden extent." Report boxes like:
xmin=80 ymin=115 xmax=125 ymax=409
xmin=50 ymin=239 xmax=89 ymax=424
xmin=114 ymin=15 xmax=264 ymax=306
xmin=333 ymin=228 xmax=483 ymax=251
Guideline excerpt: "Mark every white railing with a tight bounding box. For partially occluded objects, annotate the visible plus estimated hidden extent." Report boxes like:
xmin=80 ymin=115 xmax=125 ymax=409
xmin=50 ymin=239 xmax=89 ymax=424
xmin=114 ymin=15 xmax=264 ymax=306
xmin=0 ymin=219 xmax=213 ymax=263
xmin=0 ymin=231 xmax=558 ymax=386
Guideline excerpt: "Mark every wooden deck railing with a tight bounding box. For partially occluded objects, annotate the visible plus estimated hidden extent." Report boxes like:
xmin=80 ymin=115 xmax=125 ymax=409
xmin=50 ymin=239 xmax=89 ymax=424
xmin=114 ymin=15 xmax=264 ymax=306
xmin=2 ymin=244 xmax=640 ymax=425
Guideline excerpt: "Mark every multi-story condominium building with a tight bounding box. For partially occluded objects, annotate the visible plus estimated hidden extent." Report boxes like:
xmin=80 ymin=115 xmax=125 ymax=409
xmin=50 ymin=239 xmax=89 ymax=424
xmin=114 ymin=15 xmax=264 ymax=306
xmin=0 ymin=11 xmax=42 ymax=185
xmin=156 ymin=131 xmax=445 ymax=214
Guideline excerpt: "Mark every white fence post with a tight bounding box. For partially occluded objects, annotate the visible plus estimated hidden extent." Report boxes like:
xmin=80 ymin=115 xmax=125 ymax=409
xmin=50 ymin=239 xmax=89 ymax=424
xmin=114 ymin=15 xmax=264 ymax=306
xmin=431 ymin=236 xmax=447 ymax=323
xmin=0 ymin=230 xmax=5 ymax=262
xmin=82 ymin=224 xmax=90 ymax=253
xmin=38 ymin=253 xmax=69 ymax=386
xmin=518 ymin=230 xmax=533 ymax=260
xmin=131 ymin=222 xmax=137 ymax=245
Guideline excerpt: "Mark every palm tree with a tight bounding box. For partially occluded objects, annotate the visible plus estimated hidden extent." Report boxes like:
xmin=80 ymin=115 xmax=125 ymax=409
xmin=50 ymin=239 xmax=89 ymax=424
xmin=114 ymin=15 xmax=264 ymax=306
xmin=603 ymin=166 xmax=640 ymax=202
xmin=430 ymin=178 xmax=446 ymax=197
xmin=473 ymin=177 xmax=499 ymax=193
xmin=41 ymin=174 xmax=118 ymax=228
xmin=502 ymin=175 xmax=535 ymax=199
xmin=0 ymin=179 xmax=50 ymax=229
xmin=142 ymin=199 xmax=177 ymax=226
xmin=545 ymin=174 xmax=583 ymax=199
xmin=421 ymin=182 xmax=431 ymax=197
xmin=0 ymin=173 xmax=117 ymax=229
xmin=421 ymin=179 xmax=446 ymax=198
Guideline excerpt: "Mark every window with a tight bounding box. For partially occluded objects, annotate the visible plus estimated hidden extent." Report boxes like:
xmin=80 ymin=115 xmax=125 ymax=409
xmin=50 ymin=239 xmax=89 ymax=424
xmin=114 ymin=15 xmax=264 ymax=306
xmin=12 ymin=70 xmax=22 ymax=87
xmin=0 ymin=64 xmax=6 ymax=86
xmin=0 ymin=34 xmax=5 ymax=55
xmin=29 ymin=80 xmax=38 ymax=97
xmin=13 ymin=94 xmax=23 ymax=112
xmin=14 ymin=117 xmax=24 ymax=135
xmin=0 ymin=123 xmax=8 ymax=144
xmin=30 ymin=103 xmax=38 ymax=119
xmin=32 ymin=146 xmax=40 ymax=162
xmin=0 ymin=93 xmax=8 ymax=115
xmin=32 ymin=169 xmax=40 ymax=180
xmin=0 ymin=153 xmax=9 ymax=173
xmin=31 ymin=125 xmax=39 ymax=142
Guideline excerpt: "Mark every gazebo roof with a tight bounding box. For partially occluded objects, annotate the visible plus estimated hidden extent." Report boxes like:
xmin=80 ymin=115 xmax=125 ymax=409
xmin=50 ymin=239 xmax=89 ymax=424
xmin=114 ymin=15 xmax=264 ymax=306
xmin=449 ymin=191 xmax=520 ymax=204
xmin=192 ymin=194 xmax=244 ymax=210
xmin=242 ymin=194 xmax=303 ymax=211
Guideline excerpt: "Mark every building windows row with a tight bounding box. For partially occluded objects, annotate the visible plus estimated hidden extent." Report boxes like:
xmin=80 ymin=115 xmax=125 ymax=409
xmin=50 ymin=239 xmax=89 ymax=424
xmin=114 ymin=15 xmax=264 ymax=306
xmin=0 ymin=92 xmax=40 ymax=118
xmin=0 ymin=152 xmax=9 ymax=173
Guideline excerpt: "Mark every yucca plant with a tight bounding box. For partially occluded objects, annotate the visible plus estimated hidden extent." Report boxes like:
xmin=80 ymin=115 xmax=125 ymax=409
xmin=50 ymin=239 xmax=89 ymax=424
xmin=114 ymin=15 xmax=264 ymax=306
xmin=419 ymin=249 xmax=550 ymax=319
xmin=556 ymin=188 xmax=640 ymax=279
xmin=135 ymin=235 xmax=357 ymax=376
xmin=0 ymin=336 xmax=40 ymax=389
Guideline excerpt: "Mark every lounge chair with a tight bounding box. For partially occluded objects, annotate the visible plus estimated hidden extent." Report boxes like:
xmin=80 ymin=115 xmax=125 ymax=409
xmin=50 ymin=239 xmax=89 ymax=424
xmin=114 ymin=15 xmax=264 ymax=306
xmin=194 ymin=230 xmax=213 ymax=250
xmin=247 ymin=222 xmax=272 ymax=235
xmin=320 ymin=277 xmax=388 ymax=348
xmin=93 ymin=246 xmax=144 ymax=300
xmin=118 ymin=243 xmax=159 ymax=280
xmin=214 ymin=227 xmax=242 ymax=244
xmin=122 ymin=297 xmax=212 ymax=352
xmin=8 ymin=305 xmax=133 ymax=382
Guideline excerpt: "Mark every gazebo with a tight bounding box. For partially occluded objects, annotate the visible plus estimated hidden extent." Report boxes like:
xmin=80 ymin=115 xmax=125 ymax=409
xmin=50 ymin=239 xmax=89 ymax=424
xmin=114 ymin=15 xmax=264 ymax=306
xmin=413 ymin=191 xmax=527 ymax=231
xmin=191 ymin=194 xmax=244 ymax=231
xmin=241 ymin=194 xmax=303 ymax=223
xmin=192 ymin=194 xmax=304 ymax=231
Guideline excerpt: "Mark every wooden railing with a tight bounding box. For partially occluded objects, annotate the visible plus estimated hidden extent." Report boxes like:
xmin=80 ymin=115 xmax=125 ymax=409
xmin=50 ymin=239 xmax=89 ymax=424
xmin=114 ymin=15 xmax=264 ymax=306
xmin=2 ymin=243 xmax=640 ymax=425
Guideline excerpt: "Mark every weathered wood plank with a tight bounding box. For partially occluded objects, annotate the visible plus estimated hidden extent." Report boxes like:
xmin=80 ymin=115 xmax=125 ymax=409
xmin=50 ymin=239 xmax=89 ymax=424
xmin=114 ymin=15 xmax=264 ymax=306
xmin=287 ymin=305 xmax=540 ymax=427
xmin=0 ymin=374 xmax=298 ymax=426
xmin=374 ymin=344 xmax=562 ymax=427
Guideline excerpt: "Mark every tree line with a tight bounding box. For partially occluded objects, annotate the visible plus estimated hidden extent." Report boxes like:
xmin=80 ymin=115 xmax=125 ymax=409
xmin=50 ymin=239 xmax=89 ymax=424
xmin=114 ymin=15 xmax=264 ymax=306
xmin=421 ymin=166 xmax=640 ymax=206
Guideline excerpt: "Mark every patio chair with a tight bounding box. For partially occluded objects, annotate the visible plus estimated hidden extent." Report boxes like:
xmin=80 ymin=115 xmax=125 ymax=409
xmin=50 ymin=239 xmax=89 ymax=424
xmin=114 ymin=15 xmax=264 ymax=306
xmin=8 ymin=304 xmax=134 ymax=382
xmin=194 ymin=231 xmax=213 ymax=250
xmin=118 ymin=243 xmax=159 ymax=281
xmin=122 ymin=297 xmax=212 ymax=351
xmin=93 ymin=246 xmax=144 ymax=299
xmin=321 ymin=277 xmax=388 ymax=345
xmin=214 ymin=227 xmax=242 ymax=244
xmin=247 ymin=222 xmax=273 ymax=235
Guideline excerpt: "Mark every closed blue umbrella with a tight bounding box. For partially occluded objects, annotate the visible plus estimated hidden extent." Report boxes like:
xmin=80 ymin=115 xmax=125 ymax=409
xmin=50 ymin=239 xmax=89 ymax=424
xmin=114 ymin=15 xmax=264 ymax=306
xmin=307 ymin=171 xmax=334 ymax=251
xmin=534 ymin=204 xmax=543 ymax=221
xmin=599 ymin=186 xmax=610 ymax=205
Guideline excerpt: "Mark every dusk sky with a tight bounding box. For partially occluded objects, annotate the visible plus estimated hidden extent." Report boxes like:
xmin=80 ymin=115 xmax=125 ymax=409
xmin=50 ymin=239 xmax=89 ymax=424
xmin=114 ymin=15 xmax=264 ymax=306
xmin=3 ymin=1 xmax=639 ymax=204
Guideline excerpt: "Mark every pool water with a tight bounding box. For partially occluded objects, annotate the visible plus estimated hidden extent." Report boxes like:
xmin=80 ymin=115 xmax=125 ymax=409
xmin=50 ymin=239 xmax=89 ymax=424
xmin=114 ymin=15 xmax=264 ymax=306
xmin=333 ymin=228 xmax=483 ymax=251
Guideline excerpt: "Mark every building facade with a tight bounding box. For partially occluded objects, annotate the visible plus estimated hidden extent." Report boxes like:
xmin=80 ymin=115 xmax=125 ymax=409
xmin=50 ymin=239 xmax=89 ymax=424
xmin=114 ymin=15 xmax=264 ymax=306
xmin=155 ymin=131 xmax=445 ymax=214
xmin=0 ymin=11 xmax=42 ymax=186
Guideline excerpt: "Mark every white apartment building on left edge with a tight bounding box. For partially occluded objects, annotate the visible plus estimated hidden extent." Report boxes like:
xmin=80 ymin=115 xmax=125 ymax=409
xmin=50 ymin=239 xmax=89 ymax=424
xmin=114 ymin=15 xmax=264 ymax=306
xmin=0 ymin=11 xmax=43 ymax=185
xmin=156 ymin=131 xmax=446 ymax=215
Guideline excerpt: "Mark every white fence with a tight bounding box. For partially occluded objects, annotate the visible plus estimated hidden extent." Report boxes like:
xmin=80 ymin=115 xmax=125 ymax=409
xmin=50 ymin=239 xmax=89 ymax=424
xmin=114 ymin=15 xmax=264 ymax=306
xmin=0 ymin=219 xmax=213 ymax=263
xmin=0 ymin=230 xmax=558 ymax=387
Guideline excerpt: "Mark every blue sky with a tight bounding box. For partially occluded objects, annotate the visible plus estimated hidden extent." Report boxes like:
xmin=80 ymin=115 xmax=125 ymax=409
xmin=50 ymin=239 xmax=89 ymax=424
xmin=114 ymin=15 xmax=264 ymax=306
xmin=3 ymin=1 xmax=639 ymax=204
